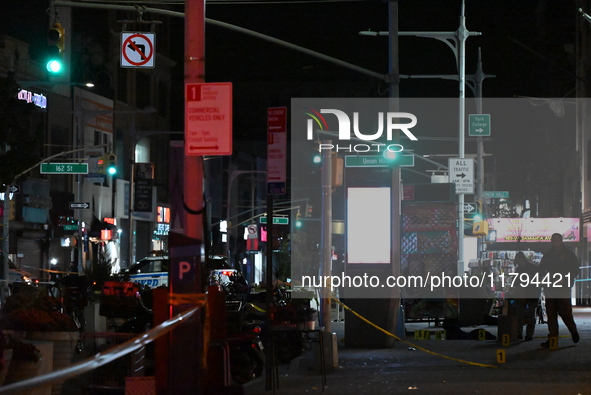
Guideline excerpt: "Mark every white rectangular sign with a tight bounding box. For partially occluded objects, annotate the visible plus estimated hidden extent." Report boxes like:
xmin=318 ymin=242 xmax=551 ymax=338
xmin=448 ymin=158 xmax=474 ymax=194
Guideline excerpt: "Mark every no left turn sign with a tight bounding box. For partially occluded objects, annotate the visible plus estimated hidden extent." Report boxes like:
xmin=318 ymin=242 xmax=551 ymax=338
xmin=121 ymin=32 xmax=155 ymax=68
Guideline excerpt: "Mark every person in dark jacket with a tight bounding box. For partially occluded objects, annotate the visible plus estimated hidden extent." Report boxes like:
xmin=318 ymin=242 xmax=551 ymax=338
xmin=509 ymin=251 xmax=540 ymax=341
xmin=538 ymin=233 xmax=580 ymax=348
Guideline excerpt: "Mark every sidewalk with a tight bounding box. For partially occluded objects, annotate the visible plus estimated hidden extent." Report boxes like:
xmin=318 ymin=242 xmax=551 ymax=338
xmin=244 ymin=307 xmax=591 ymax=394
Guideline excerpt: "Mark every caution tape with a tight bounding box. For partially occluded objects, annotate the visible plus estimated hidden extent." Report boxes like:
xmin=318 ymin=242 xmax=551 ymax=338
xmin=247 ymin=302 xmax=266 ymax=313
xmin=169 ymin=292 xmax=207 ymax=306
xmin=331 ymin=296 xmax=500 ymax=369
xmin=21 ymin=265 xmax=77 ymax=275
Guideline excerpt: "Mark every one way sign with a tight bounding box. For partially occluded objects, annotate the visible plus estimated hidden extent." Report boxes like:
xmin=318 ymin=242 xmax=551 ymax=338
xmin=463 ymin=203 xmax=477 ymax=213
xmin=69 ymin=202 xmax=90 ymax=210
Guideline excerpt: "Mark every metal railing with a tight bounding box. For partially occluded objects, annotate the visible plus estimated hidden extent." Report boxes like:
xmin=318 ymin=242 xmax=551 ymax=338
xmin=0 ymin=304 xmax=203 ymax=394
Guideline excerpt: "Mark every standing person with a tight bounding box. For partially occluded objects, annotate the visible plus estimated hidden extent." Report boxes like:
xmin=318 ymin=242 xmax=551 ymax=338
xmin=509 ymin=251 xmax=539 ymax=341
xmin=538 ymin=233 xmax=580 ymax=348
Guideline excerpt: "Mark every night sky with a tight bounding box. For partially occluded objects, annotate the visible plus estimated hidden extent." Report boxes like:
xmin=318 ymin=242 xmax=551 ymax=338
xmin=0 ymin=0 xmax=579 ymax=201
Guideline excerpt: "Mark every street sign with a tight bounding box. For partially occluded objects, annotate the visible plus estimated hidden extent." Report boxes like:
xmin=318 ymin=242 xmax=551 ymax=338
xmin=463 ymin=202 xmax=477 ymax=214
xmin=448 ymin=158 xmax=474 ymax=194
xmin=8 ymin=185 xmax=20 ymax=194
xmin=247 ymin=224 xmax=258 ymax=239
xmin=185 ymin=83 xmax=233 ymax=156
xmin=267 ymin=107 xmax=287 ymax=195
xmin=69 ymin=202 xmax=90 ymax=210
xmin=40 ymin=163 xmax=89 ymax=174
xmin=469 ymin=114 xmax=491 ymax=136
xmin=121 ymin=32 xmax=155 ymax=68
xmin=259 ymin=216 xmax=289 ymax=225
xmin=484 ymin=191 xmax=510 ymax=198
xmin=63 ymin=224 xmax=78 ymax=231
xmin=344 ymin=154 xmax=414 ymax=168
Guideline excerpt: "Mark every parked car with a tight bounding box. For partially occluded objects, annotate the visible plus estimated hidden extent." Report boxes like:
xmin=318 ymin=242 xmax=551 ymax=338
xmin=9 ymin=265 xmax=38 ymax=285
xmin=122 ymin=252 xmax=236 ymax=289
xmin=122 ymin=254 xmax=169 ymax=289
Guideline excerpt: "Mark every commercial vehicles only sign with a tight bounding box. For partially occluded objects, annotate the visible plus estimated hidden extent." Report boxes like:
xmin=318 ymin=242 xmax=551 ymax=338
xmin=448 ymin=158 xmax=474 ymax=194
xmin=185 ymin=83 xmax=233 ymax=156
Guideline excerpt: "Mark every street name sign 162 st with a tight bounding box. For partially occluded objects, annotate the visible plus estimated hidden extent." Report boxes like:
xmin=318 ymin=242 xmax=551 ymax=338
xmin=40 ymin=163 xmax=89 ymax=174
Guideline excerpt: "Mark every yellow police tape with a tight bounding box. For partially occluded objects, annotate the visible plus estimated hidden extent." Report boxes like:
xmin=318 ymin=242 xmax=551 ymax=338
xmin=169 ymin=293 xmax=208 ymax=305
xmin=330 ymin=296 xmax=500 ymax=369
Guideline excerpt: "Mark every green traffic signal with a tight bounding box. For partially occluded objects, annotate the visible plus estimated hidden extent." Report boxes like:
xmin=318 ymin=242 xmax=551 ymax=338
xmin=383 ymin=149 xmax=398 ymax=161
xmin=46 ymin=59 xmax=63 ymax=74
xmin=46 ymin=23 xmax=65 ymax=75
xmin=106 ymin=154 xmax=117 ymax=175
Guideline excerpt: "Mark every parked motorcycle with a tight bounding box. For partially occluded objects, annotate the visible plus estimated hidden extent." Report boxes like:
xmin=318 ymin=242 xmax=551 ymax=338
xmin=227 ymin=323 xmax=265 ymax=384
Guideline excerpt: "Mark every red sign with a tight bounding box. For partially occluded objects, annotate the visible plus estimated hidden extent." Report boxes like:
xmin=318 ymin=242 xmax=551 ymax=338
xmin=185 ymin=83 xmax=232 ymax=156
xmin=267 ymin=107 xmax=287 ymax=195
xmin=267 ymin=107 xmax=287 ymax=132
xmin=403 ymin=185 xmax=415 ymax=201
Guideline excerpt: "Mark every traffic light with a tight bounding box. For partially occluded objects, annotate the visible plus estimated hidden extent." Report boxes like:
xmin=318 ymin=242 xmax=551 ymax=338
xmin=46 ymin=23 xmax=65 ymax=74
xmin=304 ymin=203 xmax=313 ymax=218
xmin=105 ymin=153 xmax=117 ymax=175
xmin=295 ymin=212 xmax=302 ymax=228
xmin=382 ymin=148 xmax=413 ymax=167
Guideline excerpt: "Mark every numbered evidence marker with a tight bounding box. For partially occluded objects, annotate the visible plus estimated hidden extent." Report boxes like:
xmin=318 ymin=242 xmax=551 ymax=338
xmin=497 ymin=349 xmax=506 ymax=364
xmin=549 ymin=336 xmax=558 ymax=350
xmin=478 ymin=329 xmax=486 ymax=341
xmin=435 ymin=330 xmax=446 ymax=340
xmin=414 ymin=330 xmax=430 ymax=340
xmin=502 ymin=334 xmax=511 ymax=346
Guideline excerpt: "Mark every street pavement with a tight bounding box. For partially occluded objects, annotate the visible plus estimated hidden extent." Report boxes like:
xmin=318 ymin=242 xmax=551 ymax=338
xmin=244 ymin=306 xmax=591 ymax=394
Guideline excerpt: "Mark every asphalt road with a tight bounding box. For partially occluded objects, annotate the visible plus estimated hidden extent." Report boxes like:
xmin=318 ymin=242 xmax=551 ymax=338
xmin=244 ymin=307 xmax=591 ymax=394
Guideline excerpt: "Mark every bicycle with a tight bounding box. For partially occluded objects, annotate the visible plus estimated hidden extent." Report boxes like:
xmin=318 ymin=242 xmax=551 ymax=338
xmin=49 ymin=274 xmax=92 ymax=351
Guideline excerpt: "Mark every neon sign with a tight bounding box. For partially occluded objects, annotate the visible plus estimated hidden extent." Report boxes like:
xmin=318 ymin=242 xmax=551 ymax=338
xmin=18 ymin=89 xmax=47 ymax=109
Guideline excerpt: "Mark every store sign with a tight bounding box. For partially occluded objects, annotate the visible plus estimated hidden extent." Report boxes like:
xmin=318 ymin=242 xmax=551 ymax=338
xmin=18 ymin=89 xmax=47 ymax=109
xmin=487 ymin=218 xmax=580 ymax=242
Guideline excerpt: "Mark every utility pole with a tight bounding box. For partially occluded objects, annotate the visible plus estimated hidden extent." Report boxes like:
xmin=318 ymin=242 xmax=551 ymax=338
xmin=457 ymin=0 xmax=468 ymax=277
xmin=319 ymin=140 xmax=333 ymax=332
xmin=389 ymin=0 xmax=402 ymax=344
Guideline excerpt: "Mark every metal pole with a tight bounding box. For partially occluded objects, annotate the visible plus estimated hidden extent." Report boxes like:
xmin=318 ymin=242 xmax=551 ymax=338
xmin=265 ymin=193 xmax=274 ymax=390
xmin=457 ymin=0 xmax=467 ymax=276
xmin=320 ymin=140 xmax=332 ymax=332
xmin=128 ymin=116 xmax=137 ymax=267
xmin=475 ymin=48 xmax=485 ymax=259
xmin=183 ymin=1 xmax=205 ymax=244
xmin=2 ymin=186 xmax=11 ymax=303
xmin=389 ymin=0 xmax=402 ymax=341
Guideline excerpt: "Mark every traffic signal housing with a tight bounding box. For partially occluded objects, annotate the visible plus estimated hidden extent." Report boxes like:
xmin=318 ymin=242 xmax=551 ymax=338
xmin=96 ymin=153 xmax=117 ymax=175
xmin=46 ymin=23 xmax=65 ymax=74
xmin=106 ymin=153 xmax=117 ymax=175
